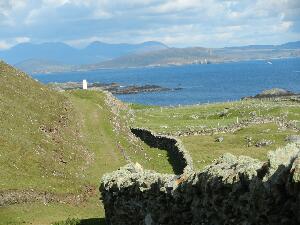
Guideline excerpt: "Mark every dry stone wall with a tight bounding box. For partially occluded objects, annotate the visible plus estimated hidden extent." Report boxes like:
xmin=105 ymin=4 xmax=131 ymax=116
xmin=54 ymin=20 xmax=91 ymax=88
xmin=100 ymin=143 xmax=300 ymax=225
xmin=131 ymin=128 xmax=193 ymax=174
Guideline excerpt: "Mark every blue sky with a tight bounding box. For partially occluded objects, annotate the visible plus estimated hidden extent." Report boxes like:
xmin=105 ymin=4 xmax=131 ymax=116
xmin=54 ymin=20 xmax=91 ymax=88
xmin=0 ymin=0 xmax=299 ymax=49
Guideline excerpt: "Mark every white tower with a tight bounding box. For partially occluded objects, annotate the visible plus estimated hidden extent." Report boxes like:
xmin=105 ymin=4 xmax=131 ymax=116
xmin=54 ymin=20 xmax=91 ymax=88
xmin=82 ymin=80 xmax=87 ymax=90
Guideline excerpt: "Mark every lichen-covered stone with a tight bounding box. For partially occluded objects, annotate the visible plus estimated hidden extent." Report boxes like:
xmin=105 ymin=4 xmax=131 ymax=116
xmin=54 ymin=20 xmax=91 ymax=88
xmin=286 ymin=135 xmax=300 ymax=143
xmin=291 ymin=156 xmax=300 ymax=183
xmin=100 ymin=144 xmax=300 ymax=225
xmin=255 ymin=139 xmax=273 ymax=147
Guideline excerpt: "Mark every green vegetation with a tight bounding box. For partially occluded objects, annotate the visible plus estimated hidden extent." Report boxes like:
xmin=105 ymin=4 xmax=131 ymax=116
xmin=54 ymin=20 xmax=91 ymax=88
xmin=0 ymin=62 xmax=172 ymax=225
xmin=0 ymin=199 xmax=104 ymax=225
xmin=131 ymin=100 xmax=300 ymax=170
xmin=133 ymin=100 xmax=300 ymax=134
xmin=183 ymin=123 xmax=295 ymax=170
xmin=0 ymin=61 xmax=88 ymax=193
xmin=0 ymin=61 xmax=299 ymax=224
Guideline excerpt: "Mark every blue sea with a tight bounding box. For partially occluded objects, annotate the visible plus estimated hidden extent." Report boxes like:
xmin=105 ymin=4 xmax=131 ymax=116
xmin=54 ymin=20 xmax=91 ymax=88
xmin=33 ymin=58 xmax=300 ymax=106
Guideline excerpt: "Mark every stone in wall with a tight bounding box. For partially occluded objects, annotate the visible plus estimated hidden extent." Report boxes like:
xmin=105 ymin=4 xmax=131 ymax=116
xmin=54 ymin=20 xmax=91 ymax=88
xmin=100 ymin=143 xmax=300 ymax=225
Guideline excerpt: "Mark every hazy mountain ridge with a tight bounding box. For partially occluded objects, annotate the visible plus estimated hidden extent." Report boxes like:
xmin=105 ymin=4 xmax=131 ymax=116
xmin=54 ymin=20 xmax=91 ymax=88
xmin=0 ymin=41 xmax=168 ymax=68
xmin=224 ymin=41 xmax=300 ymax=50
xmin=0 ymin=42 xmax=78 ymax=65
xmin=83 ymin=41 xmax=168 ymax=59
xmin=14 ymin=59 xmax=76 ymax=74
xmin=1 ymin=41 xmax=300 ymax=73
xmin=85 ymin=41 xmax=300 ymax=70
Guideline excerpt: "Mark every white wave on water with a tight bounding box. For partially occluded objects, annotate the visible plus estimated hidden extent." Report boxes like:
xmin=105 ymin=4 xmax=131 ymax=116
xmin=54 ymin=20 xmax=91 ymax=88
xmin=293 ymin=71 xmax=300 ymax=73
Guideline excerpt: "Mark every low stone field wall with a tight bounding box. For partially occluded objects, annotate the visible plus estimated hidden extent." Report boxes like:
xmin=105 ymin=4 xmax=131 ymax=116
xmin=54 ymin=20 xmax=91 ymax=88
xmin=131 ymin=128 xmax=193 ymax=174
xmin=100 ymin=143 xmax=300 ymax=225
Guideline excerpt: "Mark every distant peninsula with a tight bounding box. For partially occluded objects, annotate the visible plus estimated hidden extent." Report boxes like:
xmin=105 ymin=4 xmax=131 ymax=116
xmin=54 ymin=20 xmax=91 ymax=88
xmin=48 ymin=82 xmax=177 ymax=95
xmin=0 ymin=40 xmax=300 ymax=74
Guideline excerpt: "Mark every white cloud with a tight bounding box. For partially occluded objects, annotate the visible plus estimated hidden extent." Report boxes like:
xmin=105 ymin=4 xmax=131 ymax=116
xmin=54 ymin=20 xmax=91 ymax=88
xmin=15 ymin=36 xmax=31 ymax=43
xmin=91 ymin=9 xmax=113 ymax=19
xmin=24 ymin=8 xmax=40 ymax=25
xmin=0 ymin=36 xmax=31 ymax=50
xmin=272 ymin=21 xmax=294 ymax=32
xmin=149 ymin=0 xmax=198 ymax=13
xmin=0 ymin=0 xmax=29 ymax=26
xmin=42 ymin=0 xmax=69 ymax=6
xmin=0 ymin=41 xmax=10 ymax=50
xmin=0 ymin=0 xmax=299 ymax=47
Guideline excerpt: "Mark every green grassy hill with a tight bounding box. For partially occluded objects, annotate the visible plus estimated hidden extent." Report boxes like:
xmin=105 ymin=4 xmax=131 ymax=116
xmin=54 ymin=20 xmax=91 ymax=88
xmin=0 ymin=62 xmax=173 ymax=225
xmin=0 ymin=61 xmax=90 ymax=193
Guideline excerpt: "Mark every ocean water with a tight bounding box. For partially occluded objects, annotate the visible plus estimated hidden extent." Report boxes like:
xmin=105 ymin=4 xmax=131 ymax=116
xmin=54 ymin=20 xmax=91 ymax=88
xmin=33 ymin=58 xmax=300 ymax=106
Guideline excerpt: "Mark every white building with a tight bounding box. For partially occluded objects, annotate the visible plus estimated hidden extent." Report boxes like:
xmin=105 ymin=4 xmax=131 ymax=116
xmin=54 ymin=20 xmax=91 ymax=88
xmin=82 ymin=80 xmax=88 ymax=90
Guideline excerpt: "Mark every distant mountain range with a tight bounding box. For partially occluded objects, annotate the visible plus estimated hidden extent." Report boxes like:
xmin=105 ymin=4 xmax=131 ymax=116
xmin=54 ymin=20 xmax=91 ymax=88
xmin=14 ymin=59 xmax=75 ymax=74
xmin=0 ymin=40 xmax=299 ymax=74
xmin=0 ymin=41 xmax=168 ymax=72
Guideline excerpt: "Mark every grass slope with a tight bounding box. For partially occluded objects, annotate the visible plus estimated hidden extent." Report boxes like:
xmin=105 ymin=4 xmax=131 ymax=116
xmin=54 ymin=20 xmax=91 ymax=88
xmin=0 ymin=62 xmax=172 ymax=224
xmin=0 ymin=61 xmax=90 ymax=193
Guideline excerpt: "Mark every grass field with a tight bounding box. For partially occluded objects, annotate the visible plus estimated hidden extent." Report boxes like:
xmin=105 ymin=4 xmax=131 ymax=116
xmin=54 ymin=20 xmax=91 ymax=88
xmin=132 ymin=100 xmax=300 ymax=134
xmin=131 ymin=99 xmax=300 ymax=170
xmin=183 ymin=123 xmax=296 ymax=170
xmin=1 ymin=61 xmax=300 ymax=224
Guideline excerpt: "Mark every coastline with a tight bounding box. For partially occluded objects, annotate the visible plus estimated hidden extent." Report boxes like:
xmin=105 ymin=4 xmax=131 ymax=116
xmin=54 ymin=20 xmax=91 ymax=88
xmin=30 ymin=56 xmax=300 ymax=75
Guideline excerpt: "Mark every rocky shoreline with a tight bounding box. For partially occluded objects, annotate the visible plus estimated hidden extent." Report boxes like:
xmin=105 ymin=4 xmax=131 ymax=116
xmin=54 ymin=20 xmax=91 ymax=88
xmin=242 ymin=88 xmax=300 ymax=100
xmin=48 ymin=82 xmax=179 ymax=95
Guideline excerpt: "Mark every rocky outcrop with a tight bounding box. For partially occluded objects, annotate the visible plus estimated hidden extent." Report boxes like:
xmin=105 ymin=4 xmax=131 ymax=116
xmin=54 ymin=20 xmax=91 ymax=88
xmin=131 ymin=128 xmax=193 ymax=174
xmin=242 ymin=88 xmax=297 ymax=100
xmin=100 ymin=143 xmax=300 ymax=225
